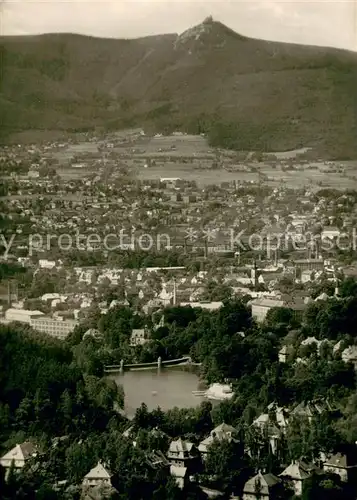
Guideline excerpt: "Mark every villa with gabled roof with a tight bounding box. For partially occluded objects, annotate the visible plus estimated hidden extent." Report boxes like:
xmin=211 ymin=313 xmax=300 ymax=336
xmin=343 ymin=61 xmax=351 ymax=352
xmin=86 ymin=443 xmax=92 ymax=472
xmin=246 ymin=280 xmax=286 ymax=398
xmin=198 ymin=423 xmax=238 ymax=457
xmin=243 ymin=471 xmax=281 ymax=499
xmin=279 ymin=460 xmax=318 ymax=496
xmin=82 ymin=461 xmax=112 ymax=488
xmin=0 ymin=442 xmax=37 ymax=475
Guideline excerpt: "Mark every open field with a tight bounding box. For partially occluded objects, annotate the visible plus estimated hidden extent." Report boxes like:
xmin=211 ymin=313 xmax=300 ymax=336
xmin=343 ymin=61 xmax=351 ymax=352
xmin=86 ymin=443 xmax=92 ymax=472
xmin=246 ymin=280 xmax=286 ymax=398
xmin=134 ymin=163 xmax=357 ymax=189
xmin=123 ymin=134 xmax=214 ymax=157
xmin=13 ymin=132 xmax=357 ymax=190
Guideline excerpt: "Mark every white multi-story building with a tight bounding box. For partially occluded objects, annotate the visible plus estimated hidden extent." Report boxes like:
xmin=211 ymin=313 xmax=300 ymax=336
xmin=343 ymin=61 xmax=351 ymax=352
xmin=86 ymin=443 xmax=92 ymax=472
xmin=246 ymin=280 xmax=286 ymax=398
xmin=5 ymin=308 xmax=44 ymax=324
xmin=30 ymin=316 xmax=78 ymax=340
xmin=250 ymin=298 xmax=285 ymax=322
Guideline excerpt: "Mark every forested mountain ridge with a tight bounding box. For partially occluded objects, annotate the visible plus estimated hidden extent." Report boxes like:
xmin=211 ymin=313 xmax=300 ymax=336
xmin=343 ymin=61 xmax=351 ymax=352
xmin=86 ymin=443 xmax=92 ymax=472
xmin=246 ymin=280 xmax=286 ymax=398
xmin=1 ymin=17 xmax=357 ymax=157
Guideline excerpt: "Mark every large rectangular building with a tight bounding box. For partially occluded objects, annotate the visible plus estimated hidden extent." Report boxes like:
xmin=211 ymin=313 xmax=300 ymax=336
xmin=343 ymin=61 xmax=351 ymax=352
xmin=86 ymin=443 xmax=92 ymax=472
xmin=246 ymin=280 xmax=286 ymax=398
xmin=251 ymin=296 xmax=307 ymax=323
xmin=5 ymin=308 xmax=44 ymax=324
xmin=250 ymin=298 xmax=285 ymax=323
xmin=30 ymin=316 xmax=78 ymax=340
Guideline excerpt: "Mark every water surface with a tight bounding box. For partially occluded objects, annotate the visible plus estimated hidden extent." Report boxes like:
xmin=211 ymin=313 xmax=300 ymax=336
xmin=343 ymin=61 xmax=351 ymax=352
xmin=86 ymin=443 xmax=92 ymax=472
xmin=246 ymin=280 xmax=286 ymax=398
xmin=111 ymin=368 xmax=205 ymax=417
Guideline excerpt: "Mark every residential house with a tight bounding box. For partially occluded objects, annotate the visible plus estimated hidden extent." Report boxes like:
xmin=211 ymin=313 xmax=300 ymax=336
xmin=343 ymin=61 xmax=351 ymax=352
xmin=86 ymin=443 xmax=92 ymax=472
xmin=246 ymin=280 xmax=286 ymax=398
xmin=323 ymin=452 xmax=357 ymax=484
xmin=130 ymin=328 xmax=150 ymax=347
xmin=198 ymin=423 xmax=238 ymax=458
xmin=278 ymin=345 xmax=294 ymax=363
xmin=0 ymin=442 xmax=37 ymax=477
xmin=253 ymin=403 xmax=289 ymax=431
xmin=251 ymin=419 xmax=281 ymax=456
xmin=109 ymin=298 xmax=129 ymax=309
xmin=159 ymin=286 xmax=174 ymax=306
xmin=252 ymin=403 xmax=289 ymax=455
xmin=82 ymin=462 xmax=112 ymax=488
xmin=279 ymin=461 xmax=316 ymax=496
xmin=167 ymin=438 xmax=199 ymax=469
xmin=242 ymin=471 xmax=281 ymax=500
xmin=290 ymin=400 xmax=332 ymax=423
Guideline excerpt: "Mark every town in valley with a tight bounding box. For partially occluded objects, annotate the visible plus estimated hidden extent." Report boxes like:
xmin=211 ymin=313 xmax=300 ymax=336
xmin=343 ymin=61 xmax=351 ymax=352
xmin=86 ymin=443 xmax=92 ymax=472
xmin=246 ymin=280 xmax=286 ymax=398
xmin=1 ymin=11 xmax=357 ymax=500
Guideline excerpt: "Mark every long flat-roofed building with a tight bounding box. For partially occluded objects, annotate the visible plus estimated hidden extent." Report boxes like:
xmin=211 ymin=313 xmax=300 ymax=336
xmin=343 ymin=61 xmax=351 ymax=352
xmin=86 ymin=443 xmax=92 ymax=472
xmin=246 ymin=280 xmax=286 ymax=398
xmin=30 ymin=316 xmax=78 ymax=340
xmin=250 ymin=298 xmax=285 ymax=323
xmin=5 ymin=308 xmax=44 ymax=324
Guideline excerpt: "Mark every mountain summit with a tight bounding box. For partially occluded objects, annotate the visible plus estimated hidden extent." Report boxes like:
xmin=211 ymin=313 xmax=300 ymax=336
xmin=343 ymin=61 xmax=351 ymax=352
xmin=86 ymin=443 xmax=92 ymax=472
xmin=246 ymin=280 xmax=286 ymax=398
xmin=1 ymin=20 xmax=356 ymax=157
xmin=175 ymin=16 xmax=246 ymax=50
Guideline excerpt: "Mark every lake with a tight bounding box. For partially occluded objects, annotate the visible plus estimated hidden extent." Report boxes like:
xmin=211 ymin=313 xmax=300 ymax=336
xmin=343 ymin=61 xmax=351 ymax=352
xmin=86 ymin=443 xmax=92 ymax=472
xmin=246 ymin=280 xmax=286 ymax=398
xmin=111 ymin=368 xmax=206 ymax=418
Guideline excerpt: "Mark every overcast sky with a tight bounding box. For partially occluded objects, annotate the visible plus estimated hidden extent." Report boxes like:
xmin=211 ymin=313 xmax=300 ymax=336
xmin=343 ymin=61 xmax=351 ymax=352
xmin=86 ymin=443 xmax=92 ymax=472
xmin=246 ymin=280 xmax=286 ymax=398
xmin=2 ymin=0 xmax=356 ymax=51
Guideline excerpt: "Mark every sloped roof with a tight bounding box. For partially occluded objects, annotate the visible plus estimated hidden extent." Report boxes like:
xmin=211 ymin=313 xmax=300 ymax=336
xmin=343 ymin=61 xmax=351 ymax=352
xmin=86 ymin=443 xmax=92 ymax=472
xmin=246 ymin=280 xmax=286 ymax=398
xmin=1 ymin=442 xmax=36 ymax=462
xmin=19 ymin=442 xmax=36 ymax=460
xmin=147 ymin=450 xmax=169 ymax=469
xmin=244 ymin=472 xmax=281 ymax=494
xmin=253 ymin=413 xmax=269 ymax=426
xmin=280 ymin=461 xmax=312 ymax=480
xmin=279 ymin=345 xmax=293 ymax=354
xmin=291 ymin=399 xmax=332 ymax=418
xmin=324 ymin=453 xmax=349 ymax=468
xmin=199 ymin=423 xmax=238 ymax=452
xmin=84 ymin=462 xmax=111 ymax=480
xmin=211 ymin=423 xmax=236 ymax=437
xmin=169 ymin=438 xmax=194 ymax=454
xmin=291 ymin=401 xmax=315 ymax=418
xmin=250 ymin=298 xmax=284 ymax=308
xmin=122 ymin=425 xmax=134 ymax=438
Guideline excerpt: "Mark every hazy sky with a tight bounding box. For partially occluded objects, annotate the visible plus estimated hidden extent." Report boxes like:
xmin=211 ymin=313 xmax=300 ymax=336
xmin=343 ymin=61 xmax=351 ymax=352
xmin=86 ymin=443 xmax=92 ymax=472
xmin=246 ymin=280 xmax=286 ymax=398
xmin=1 ymin=0 xmax=356 ymax=51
